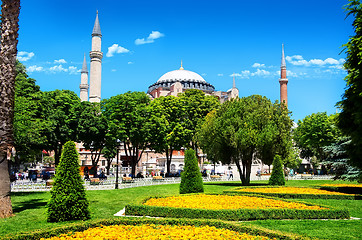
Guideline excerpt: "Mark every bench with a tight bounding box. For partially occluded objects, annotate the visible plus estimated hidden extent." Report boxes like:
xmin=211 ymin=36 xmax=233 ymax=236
xmin=210 ymin=175 xmax=221 ymax=180
xmin=90 ymin=178 xmax=101 ymax=185
xmin=301 ymin=174 xmax=313 ymax=179
xmin=122 ymin=177 xmax=134 ymax=183
xmin=152 ymin=176 xmax=164 ymax=181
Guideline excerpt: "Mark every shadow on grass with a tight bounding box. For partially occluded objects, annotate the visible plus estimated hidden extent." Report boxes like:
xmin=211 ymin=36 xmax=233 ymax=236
xmin=204 ymin=182 xmax=269 ymax=187
xmin=13 ymin=198 xmax=48 ymax=213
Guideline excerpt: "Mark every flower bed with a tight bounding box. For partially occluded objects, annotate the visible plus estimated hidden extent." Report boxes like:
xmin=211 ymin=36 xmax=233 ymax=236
xmin=125 ymin=194 xmax=349 ymax=220
xmin=224 ymin=186 xmax=359 ymax=199
xmin=4 ymin=218 xmax=310 ymax=240
xmin=40 ymin=224 xmax=275 ymax=240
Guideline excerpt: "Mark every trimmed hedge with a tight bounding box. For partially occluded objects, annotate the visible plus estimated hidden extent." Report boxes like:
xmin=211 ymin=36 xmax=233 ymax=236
xmin=319 ymin=186 xmax=362 ymax=195
xmin=0 ymin=217 xmax=312 ymax=240
xmin=269 ymin=155 xmax=285 ymax=186
xmin=125 ymin=195 xmax=349 ymax=221
xmin=224 ymin=187 xmax=361 ymax=200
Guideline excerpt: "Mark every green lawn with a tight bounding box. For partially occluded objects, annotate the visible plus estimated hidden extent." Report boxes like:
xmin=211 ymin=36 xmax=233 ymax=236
xmin=0 ymin=180 xmax=361 ymax=239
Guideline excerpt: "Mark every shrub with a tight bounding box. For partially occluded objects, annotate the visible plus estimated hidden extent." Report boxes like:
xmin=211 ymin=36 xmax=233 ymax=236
xmin=47 ymin=141 xmax=90 ymax=222
xmin=269 ymin=155 xmax=285 ymax=186
xmin=180 ymin=149 xmax=204 ymax=194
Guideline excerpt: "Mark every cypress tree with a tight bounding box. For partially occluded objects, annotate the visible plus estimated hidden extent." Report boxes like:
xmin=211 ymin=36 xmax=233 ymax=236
xmin=269 ymin=155 xmax=286 ymax=186
xmin=47 ymin=141 xmax=90 ymax=222
xmin=180 ymin=149 xmax=204 ymax=194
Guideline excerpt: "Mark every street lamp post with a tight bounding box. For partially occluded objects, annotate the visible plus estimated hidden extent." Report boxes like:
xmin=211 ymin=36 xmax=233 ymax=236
xmin=115 ymin=147 xmax=119 ymax=189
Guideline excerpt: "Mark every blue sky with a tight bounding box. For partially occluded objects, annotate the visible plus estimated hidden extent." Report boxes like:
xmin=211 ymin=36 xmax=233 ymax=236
xmin=16 ymin=0 xmax=352 ymax=121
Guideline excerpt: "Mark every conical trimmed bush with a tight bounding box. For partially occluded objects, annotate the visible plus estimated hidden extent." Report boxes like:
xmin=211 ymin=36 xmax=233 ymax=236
xmin=269 ymin=155 xmax=285 ymax=186
xmin=47 ymin=141 xmax=90 ymax=222
xmin=180 ymin=149 xmax=204 ymax=194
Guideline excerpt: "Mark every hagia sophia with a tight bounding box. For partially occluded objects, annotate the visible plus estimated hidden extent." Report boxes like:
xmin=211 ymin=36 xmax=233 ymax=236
xmin=78 ymin=12 xmax=288 ymax=176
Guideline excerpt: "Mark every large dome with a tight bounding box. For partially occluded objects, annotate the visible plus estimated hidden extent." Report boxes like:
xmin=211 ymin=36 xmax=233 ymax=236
xmin=157 ymin=69 xmax=206 ymax=83
xmin=148 ymin=65 xmax=215 ymax=95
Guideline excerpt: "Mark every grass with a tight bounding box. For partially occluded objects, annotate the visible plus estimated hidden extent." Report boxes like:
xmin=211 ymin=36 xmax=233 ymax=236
xmin=0 ymin=180 xmax=361 ymax=239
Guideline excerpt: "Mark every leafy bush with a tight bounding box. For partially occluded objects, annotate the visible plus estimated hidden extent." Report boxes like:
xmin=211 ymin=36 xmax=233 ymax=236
xmin=269 ymin=155 xmax=285 ymax=186
xmin=47 ymin=141 xmax=90 ymax=222
xmin=180 ymin=149 xmax=204 ymax=194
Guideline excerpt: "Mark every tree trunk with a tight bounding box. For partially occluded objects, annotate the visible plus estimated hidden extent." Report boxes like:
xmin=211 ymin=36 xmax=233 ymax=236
xmin=106 ymin=159 xmax=111 ymax=175
xmin=0 ymin=0 xmax=20 ymax=219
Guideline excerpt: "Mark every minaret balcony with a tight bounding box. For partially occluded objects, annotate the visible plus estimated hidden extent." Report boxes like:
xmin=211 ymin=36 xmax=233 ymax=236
xmin=90 ymin=51 xmax=103 ymax=60
xmin=79 ymin=84 xmax=89 ymax=89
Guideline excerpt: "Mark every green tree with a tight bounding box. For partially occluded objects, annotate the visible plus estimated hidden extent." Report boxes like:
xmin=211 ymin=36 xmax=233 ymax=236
xmin=337 ymin=0 xmax=362 ymax=171
xmin=148 ymin=96 xmax=189 ymax=176
xmin=77 ymin=101 xmax=108 ymax=172
xmin=180 ymin=149 xmax=204 ymax=194
xmin=102 ymin=91 xmax=150 ymax=177
xmin=13 ymin=61 xmax=47 ymax=164
xmin=41 ymin=90 xmax=81 ymax=165
xmin=0 ymin=0 xmax=20 ymax=219
xmin=293 ymin=112 xmax=340 ymax=167
xmin=179 ymin=89 xmax=220 ymax=153
xmin=47 ymin=141 xmax=90 ymax=222
xmin=269 ymin=155 xmax=285 ymax=185
xmin=322 ymin=136 xmax=360 ymax=181
xmin=101 ymin=133 xmax=118 ymax=175
xmin=198 ymin=95 xmax=293 ymax=185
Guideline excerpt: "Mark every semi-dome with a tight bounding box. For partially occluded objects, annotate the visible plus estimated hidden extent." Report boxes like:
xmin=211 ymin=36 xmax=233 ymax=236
xmin=157 ymin=69 xmax=206 ymax=83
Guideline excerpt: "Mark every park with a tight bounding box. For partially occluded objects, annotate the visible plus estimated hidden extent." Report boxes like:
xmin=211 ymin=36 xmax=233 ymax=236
xmin=1 ymin=0 xmax=362 ymax=239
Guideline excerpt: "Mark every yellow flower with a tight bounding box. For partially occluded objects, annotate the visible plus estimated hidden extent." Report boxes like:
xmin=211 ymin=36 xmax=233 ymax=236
xmin=234 ymin=187 xmax=353 ymax=195
xmin=42 ymin=224 xmax=275 ymax=240
xmin=144 ymin=194 xmax=325 ymax=210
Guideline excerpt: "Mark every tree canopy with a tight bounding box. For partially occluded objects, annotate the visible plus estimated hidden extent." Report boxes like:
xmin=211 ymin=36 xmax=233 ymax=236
xmin=198 ymin=95 xmax=293 ymax=185
xmin=102 ymin=91 xmax=151 ymax=177
xmin=338 ymin=0 xmax=362 ymax=171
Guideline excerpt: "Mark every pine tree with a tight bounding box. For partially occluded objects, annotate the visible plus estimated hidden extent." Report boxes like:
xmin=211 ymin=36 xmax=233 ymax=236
xmin=180 ymin=149 xmax=204 ymax=194
xmin=269 ymin=155 xmax=285 ymax=186
xmin=47 ymin=141 xmax=90 ymax=222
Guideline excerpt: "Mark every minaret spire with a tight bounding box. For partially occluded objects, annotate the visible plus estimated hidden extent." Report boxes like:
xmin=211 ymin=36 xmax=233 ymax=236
xmin=92 ymin=10 xmax=102 ymax=37
xmin=279 ymin=44 xmax=288 ymax=107
xmin=80 ymin=53 xmax=89 ymax=102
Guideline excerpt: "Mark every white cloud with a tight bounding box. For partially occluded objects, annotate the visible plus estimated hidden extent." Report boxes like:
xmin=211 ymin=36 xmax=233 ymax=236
xmin=286 ymin=55 xmax=345 ymax=68
xmin=17 ymin=51 xmax=34 ymax=61
xmin=252 ymin=63 xmax=265 ymax=68
xmin=106 ymin=44 xmax=130 ymax=57
xmin=217 ymin=73 xmax=223 ymax=77
xmin=68 ymin=66 xmax=79 ymax=75
xmin=111 ymin=69 xmax=117 ymax=72
xmin=50 ymin=64 xmax=68 ymax=72
xmin=49 ymin=65 xmax=79 ymax=74
xmin=54 ymin=59 xmax=67 ymax=64
xmin=135 ymin=31 xmax=165 ymax=45
xmin=202 ymin=73 xmax=207 ymax=76
xmin=251 ymin=69 xmax=271 ymax=76
xmin=27 ymin=65 xmax=43 ymax=72
xmin=127 ymin=61 xmax=134 ymax=64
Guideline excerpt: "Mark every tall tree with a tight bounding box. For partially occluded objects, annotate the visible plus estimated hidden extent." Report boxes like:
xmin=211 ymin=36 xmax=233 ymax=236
xmin=198 ymin=95 xmax=293 ymax=185
xmin=294 ymin=112 xmax=340 ymax=166
xmin=102 ymin=91 xmax=151 ymax=177
xmin=0 ymin=0 xmax=20 ymax=218
xmin=77 ymin=101 xmax=108 ymax=172
xmin=338 ymin=0 xmax=362 ymax=173
xmin=41 ymin=90 xmax=80 ymax=165
xmin=13 ymin=61 xmax=47 ymax=164
xmin=148 ymin=96 xmax=189 ymax=176
xmin=179 ymin=89 xmax=219 ymax=153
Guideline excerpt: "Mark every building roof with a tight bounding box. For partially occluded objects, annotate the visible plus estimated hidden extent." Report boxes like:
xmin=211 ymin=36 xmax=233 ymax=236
xmin=157 ymin=69 xmax=206 ymax=84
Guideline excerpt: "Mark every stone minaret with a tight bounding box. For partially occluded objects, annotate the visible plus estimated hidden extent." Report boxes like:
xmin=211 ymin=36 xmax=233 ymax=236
xmin=79 ymin=54 xmax=89 ymax=102
xmin=89 ymin=11 xmax=103 ymax=103
xmin=279 ymin=44 xmax=288 ymax=107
